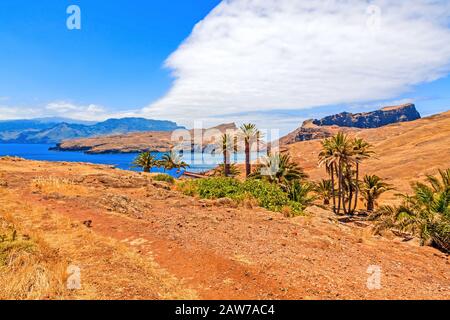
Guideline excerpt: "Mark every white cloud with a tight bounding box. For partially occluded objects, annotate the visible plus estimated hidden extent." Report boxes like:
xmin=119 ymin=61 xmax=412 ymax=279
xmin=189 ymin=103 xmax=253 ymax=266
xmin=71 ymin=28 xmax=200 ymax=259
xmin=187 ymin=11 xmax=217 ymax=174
xmin=0 ymin=101 xmax=117 ymax=121
xmin=44 ymin=101 xmax=108 ymax=120
xmin=143 ymin=0 xmax=450 ymax=128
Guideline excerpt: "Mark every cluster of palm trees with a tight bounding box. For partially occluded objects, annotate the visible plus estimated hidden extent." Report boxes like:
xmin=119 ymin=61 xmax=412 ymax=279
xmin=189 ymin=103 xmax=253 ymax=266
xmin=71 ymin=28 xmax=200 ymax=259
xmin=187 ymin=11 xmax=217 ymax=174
xmin=132 ymin=150 xmax=189 ymax=174
xmin=371 ymin=169 xmax=450 ymax=252
xmin=318 ymin=132 xmax=390 ymax=215
xmin=218 ymin=123 xmax=262 ymax=177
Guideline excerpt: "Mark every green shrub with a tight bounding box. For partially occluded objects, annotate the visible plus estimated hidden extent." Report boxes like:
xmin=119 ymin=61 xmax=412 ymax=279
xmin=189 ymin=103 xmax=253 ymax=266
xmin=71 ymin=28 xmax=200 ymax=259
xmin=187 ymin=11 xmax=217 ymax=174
xmin=241 ymin=179 xmax=292 ymax=212
xmin=178 ymin=177 xmax=306 ymax=215
xmin=153 ymin=174 xmax=175 ymax=184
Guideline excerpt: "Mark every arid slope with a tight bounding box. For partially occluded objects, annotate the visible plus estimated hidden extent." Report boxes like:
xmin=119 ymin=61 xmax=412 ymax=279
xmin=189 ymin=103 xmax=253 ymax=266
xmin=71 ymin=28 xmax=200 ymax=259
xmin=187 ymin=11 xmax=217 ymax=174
xmin=285 ymin=111 xmax=450 ymax=198
xmin=0 ymin=157 xmax=449 ymax=299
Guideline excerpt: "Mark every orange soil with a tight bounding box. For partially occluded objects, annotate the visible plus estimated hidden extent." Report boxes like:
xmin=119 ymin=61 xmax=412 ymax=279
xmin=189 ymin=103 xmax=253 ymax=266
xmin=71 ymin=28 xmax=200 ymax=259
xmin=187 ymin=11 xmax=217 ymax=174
xmin=0 ymin=157 xmax=449 ymax=300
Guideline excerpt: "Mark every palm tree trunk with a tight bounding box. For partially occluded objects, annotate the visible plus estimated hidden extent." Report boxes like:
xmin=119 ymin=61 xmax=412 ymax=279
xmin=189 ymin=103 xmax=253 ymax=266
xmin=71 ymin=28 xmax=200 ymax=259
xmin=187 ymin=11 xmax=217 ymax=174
xmin=367 ymin=196 xmax=374 ymax=211
xmin=352 ymin=163 xmax=360 ymax=213
xmin=245 ymin=141 xmax=251 ymax=177
xmin=223 ymin=149 xmax=230 ymax=176
xmin=330 ymin=164 xmax=337 ymax=214
xmin=346 ymin=168 xmax=353 ymax=215
xmin=337 ymin=161 xmax=343 ymax=215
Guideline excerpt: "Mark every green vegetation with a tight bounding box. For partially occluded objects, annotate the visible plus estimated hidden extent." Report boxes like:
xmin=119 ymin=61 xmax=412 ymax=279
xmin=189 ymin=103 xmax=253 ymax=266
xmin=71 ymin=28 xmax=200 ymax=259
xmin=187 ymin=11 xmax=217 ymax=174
xmin=359 ymin=174 xmax=392 ymax=211
xmin=212 ymin=163 xmax=241 ymax=177
xmin=132 ymin=151 xmax=159 ymax=173
xmin=314 ymin=179 xmax=333 ymax=205
xmin=370 ymin=168 xmax=450 ymax=253
xmin=152 ymin=173 xmax=175 ymax=184
xmin=132 ymin=150 xmax=189 ymax=174
xmin=159 ymin=150 xmax=189 ymax=173
xmin=239 ymin=123 xmax=262 ymax=177
xmin=251 ymin=153 xmax=308 ymax=190
xmin=178 ymin=177 xmax=309 ymax=215
xmin=318 ymin=132 xmax=374 ymax=215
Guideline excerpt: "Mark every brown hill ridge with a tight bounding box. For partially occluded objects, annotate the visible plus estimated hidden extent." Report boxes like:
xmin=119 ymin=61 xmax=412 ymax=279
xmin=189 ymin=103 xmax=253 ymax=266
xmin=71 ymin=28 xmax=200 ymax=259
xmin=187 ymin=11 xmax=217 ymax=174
xmin=52 ymin=123 xmax=238 ymax=154
xmin=285 ymin=110 xmax=450 ymax=198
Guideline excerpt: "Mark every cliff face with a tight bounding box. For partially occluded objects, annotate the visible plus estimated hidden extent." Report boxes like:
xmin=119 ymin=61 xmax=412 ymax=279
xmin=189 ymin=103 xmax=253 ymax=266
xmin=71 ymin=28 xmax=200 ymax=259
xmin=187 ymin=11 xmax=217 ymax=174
xmin=312 ymin=103 xmax=421 ymax=128
xmin=281 ymin=104 xmax=422 ymax=145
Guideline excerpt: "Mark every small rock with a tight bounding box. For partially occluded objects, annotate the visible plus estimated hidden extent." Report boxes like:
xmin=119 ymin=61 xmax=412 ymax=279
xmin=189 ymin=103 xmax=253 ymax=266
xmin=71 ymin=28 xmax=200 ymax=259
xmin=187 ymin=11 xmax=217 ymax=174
xmin=83 ymin=220 xmax=93 ymax=228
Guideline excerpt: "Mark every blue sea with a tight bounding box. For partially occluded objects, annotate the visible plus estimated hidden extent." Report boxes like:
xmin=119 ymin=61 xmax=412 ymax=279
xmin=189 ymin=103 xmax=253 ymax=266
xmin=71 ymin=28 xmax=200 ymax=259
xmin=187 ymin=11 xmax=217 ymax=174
xmin=0 ymin=144 xmax=261 ymax=177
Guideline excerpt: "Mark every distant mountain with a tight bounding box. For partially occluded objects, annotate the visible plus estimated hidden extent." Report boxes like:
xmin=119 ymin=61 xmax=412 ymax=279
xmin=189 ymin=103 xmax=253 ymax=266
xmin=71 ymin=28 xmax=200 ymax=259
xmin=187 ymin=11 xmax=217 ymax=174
xmin=0 ymin=117 xmax=185 ymax=144
xmin=31 ymin=117 xmax=97 ymax=125
xmin=52 ymin=123 xmax=239 ymax=154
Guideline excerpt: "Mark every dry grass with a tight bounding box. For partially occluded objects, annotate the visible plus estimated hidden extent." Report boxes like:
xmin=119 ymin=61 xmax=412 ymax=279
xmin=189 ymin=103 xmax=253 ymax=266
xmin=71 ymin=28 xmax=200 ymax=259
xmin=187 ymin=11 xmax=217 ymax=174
xmin=0 ymin=207 xmax=68 ymax=300
xmin=0 ymin=188 xmax=196 ymax=300
xmin=31 ymin=176 xmax=89 ymax=196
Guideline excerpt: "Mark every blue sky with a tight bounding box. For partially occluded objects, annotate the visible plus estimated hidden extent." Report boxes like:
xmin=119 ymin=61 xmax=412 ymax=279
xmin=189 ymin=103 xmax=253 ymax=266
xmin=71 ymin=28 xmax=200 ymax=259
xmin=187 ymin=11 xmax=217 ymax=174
xmin=0 ymin=0 xmax=219 ymax=110
xmin=1 ymin=0 xmax=450 ymax=134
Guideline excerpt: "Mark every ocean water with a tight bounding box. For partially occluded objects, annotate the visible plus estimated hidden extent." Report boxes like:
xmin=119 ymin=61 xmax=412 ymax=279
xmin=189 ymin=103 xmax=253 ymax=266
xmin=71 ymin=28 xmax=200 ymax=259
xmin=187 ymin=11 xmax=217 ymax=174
xmin=0 ymin=144 xmax=262 ymax=177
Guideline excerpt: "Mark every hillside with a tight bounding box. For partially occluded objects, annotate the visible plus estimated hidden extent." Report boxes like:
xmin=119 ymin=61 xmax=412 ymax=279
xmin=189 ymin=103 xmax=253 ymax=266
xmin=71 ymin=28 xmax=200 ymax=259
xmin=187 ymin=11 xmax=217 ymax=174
xmin=0 ymin=157 xmax=448 ymax=299
xmin=284 ymin=110 xmax=450 ymax=197
xmin=53 ymin=123 xmax=238 ymax=154
xmin=0 ymin=118 xmax=184 ymax=144
xmin=281 ymin=104 xmax=421 ymax=145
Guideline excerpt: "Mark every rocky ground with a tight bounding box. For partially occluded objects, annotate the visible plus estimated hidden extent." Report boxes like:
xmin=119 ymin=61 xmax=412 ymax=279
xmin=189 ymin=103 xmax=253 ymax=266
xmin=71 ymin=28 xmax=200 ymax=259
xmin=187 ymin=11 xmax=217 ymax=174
xmin=0 ymin=157 xmax=448 ymax=300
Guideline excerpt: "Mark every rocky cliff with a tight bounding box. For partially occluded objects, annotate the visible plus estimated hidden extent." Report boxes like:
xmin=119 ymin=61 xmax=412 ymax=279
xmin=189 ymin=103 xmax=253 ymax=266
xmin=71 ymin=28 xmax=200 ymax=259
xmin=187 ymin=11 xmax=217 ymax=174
xmin=281 ymin=104 xmax=421 ymax=145
xmin=312 ymin=103 xmax=421 ymax=128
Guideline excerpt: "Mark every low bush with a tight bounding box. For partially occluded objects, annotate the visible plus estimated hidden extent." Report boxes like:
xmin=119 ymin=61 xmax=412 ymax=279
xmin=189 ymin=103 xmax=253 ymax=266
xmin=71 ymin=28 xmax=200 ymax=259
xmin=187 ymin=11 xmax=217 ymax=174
xmin=178 ymin=177 xmax=307 ymax=215
xmin=152 ymin=174 xmax=175 ymax=184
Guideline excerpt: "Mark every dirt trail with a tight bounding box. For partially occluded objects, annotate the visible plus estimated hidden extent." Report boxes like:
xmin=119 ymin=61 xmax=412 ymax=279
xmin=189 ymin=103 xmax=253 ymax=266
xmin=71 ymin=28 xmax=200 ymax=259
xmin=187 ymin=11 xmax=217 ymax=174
xmin=1 ymin=158 xmax=449 ymax=299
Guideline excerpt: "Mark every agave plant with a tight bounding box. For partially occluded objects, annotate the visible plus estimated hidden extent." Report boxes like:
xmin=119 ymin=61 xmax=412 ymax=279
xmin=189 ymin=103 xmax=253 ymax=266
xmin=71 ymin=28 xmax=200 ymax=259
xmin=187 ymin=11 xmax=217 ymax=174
xmin=370 ymin=169 xmax=450 ymax=252
xmin=159 ymin=150 xmax=189 ymax=173
xmin=132 ymin=151 xmax=159 ymax=173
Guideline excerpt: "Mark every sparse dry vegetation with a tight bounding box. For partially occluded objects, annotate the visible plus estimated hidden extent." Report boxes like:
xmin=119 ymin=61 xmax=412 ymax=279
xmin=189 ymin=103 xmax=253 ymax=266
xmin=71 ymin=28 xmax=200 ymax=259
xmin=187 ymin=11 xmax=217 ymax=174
xmin=31 ymin=176 xmax=88 ymax=196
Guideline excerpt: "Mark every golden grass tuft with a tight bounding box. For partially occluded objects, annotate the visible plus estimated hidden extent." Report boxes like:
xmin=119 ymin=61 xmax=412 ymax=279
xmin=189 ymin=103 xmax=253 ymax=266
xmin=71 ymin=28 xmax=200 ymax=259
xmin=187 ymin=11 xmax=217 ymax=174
xmin=0 ymin=188 xmax=196 ymax=300
xmin=31 ymin=176 xmax=88 ymax=196
xmin=0 ymin=215 xmax=68 ymax=300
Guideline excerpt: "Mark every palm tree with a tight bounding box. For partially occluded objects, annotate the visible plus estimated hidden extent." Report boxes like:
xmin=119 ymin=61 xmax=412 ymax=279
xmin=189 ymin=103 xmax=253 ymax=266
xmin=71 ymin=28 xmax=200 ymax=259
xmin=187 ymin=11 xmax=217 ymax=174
xmin=253 ymin=153 xmax=308 ymax=191
xmin=371 ymin=169 xmax=449 ymax=252
xmin=132 ymin=151 xmax=159 ymax=173
xmin=314 ymin=179 xmax=333 ymax=206
xmin=159 ymin=150 xmax=189 ymax=173
xmin=220 ymin=134 xmax=232 ymax=177
xmin=239 ymin=123 xmax=262 ymax=177
xmin=213 ymin=163 xmax=241 ymax=177
xmin=351 ymin=138 xmax=374 ymax=211
xmin=318 ymin=132 xmax=354 ymax=214
xmin=360 ymin=174 xmax=391 ymax=211
xmin=287 ymin=180 xmax=316 ymax=208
